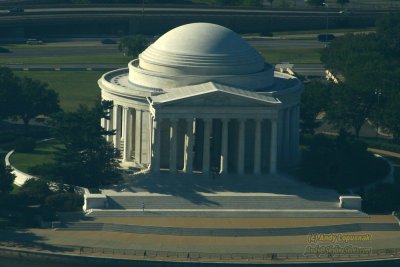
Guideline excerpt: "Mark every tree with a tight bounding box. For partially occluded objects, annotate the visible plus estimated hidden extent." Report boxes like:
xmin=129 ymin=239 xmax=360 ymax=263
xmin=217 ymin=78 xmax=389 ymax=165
xmin=300 ymin=81 xmax=330 ymax=134
xmin=337 ymin=0 xmax=349 ymax=7
xmin=0 ymin=67 xmax=20 ymax=123
xmin=14 ymin=77 xmax=60 ymax=133
xmin=20 ymin=179 xmax=52 ymax=204
xmin=0 ymin=164 xmax=15 ymax=195
xmin=300 ymin=133 xmax=389 ymax=191
xmin=376 ymin=12 xmax=400 ymax=58
xmin=118 ymin=35 xmax=147 ymax=58
xmin=320 ymin=33 xmax=382 ymax=76
xmin=43 ymin=100 xmax=121 ymax=187
xmin=326 ymin=82 xmax=376 ymax=137
xmin=379 ymin=91 xmax=400 ymax=143
xmin=306 ymin=0 xmax=325 ymax=7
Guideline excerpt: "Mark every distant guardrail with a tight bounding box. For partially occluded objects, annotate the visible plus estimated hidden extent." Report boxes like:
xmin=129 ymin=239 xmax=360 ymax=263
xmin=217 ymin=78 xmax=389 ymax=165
xmin=1 ymin=241 xmax=400 ymax=264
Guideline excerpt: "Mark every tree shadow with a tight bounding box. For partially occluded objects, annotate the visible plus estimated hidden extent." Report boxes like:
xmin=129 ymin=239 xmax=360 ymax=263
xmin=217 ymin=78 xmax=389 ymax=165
xmin=112 ymin=171 xmax=340 ymax=206
xmin=0 ymin=228 xmax=75 ymax=253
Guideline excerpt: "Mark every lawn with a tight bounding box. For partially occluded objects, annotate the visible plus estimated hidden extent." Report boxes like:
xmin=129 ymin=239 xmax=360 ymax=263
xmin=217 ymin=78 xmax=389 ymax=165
xmin=15 ymin=71 xmax=103 ymax=112
xmin=260 ymin=48 xmax=322 ymax=64
xmin=10 ymin=139 xmax=62 ymax=174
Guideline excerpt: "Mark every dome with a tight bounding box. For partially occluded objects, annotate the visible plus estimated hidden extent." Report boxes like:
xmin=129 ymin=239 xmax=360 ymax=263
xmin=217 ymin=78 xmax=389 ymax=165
xmin=128 ymin=23 xmax=274 ymax=90
xmin=138 ymin=23 xmax=265 ymax=76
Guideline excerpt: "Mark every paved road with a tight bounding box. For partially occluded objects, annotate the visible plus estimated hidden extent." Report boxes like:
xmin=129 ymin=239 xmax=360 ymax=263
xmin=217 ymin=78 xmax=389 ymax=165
xmin=2 ymin=39 xmax=324 ymax=57
xmin=0 ymin=7 xmax=346 ymax=15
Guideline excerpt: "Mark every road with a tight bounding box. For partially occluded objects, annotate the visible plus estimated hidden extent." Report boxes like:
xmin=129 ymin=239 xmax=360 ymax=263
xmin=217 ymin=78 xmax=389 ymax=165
xmin=0 ymin=7 xmax=346 ymax=15
xmin=2 ymin=39 xmax=324 ymax=57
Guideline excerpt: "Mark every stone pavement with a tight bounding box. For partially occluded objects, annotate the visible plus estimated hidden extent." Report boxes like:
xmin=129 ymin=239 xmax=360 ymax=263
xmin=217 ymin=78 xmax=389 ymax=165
xmin=95 ymin=172 xmax=364 ymax=218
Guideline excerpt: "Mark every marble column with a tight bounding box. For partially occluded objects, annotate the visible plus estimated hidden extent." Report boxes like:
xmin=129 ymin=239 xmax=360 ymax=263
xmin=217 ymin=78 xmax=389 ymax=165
xmin=169 ymin=119 xmax=178 ymax=173
xmin=122 ymin=107 xmax=131 ymax=161
xmin=151 ymin=118 xmax=161 ymax=173
xmin=202 ymin=118 xmax=212 ymax=174
xmin=290 ymin=106 xmax=297 ymax=161
xmin=219 ymin=118 xmax=229 ymax=175
xmin=253 ymin=118 xmax=262 ymax=174
xmin=112 ymin=105 xmax=121 ymax=149
xmin=106 ymin=108 xmax=113 ymax=143
xmin=284 ymin=108 xmax=290 ymax=162
xmin=101 ymin=118 xmax=106 ymax=130
xmin=270 ymin=119 xmax=278 ymax=174
xmin=237 ymin=118 xmax=246 ymax=174
xmin=135 ymin=110 xmax=142 ymax=163
xmin=183 ymin=118 xmax=195 ymax=173
xmin=291 ymin=105 xmax=300 ymax=161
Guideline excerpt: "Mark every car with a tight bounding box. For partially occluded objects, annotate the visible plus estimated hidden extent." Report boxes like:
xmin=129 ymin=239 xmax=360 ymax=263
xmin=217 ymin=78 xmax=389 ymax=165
xmin=101 ymin=38 xmax=117 ymax=44
xmin=26 ymin=38 xmax=43 ymax=45
xmin=317 ymin=34 xmax=335 ymax=42
xmin=9 ymin=6 xmax=24 ymax=13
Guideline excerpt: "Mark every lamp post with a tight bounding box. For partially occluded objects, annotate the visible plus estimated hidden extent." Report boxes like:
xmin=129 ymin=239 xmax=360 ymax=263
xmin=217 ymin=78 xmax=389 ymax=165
xmin=142 ymin=0 xmax=145 ymax=19
xmin=323 ymin=2 xmax=329 ymax=46
xmin=374 ymin=88 xmax=382 ymax=137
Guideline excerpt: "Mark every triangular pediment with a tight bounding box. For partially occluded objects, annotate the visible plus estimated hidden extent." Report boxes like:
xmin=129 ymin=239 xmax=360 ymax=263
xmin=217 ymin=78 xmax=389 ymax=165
xmin=150 ymin=82 xmax=280 ymax=108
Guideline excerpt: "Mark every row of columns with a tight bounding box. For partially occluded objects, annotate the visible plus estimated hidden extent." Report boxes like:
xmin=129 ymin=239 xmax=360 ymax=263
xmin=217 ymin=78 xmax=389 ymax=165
xmin=102 ymin=105 xmax=151 ymax=166
xmin=282 ymin=105 xmax=300 ymax=164
xmin=151 ymin=117 xmax=278 ymax=175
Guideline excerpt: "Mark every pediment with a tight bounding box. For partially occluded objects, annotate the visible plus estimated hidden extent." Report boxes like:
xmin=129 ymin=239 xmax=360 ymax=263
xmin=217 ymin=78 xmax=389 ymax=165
xmin=161 ymin=91 xmax=270 ymax=108
xmin=151 ymin=82 xmax=280 ymax=108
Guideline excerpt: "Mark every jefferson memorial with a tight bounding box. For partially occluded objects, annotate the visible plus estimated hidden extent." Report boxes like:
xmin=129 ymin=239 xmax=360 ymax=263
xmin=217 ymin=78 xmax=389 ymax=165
xmin=98 ymin=23 xmax=303 ymax=175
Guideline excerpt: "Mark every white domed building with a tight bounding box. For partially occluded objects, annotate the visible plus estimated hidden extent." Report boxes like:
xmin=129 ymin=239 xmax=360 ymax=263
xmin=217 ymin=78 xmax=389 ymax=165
xmin=99 ymin=23 xmax=302 ymax=175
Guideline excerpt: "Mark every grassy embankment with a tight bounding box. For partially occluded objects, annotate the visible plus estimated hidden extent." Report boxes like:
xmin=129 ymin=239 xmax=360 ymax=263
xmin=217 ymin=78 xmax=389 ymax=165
xmin=10 ymin=140 xmax=63 ymax=174
xmin=15 ymin=71 xmax=103 ymax=112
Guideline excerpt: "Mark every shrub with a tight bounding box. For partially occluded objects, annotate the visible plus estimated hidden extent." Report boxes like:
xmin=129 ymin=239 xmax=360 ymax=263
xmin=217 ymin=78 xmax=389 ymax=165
xmin=299 ymin=133 xmax=390 ymax=190
xmin=362 ymin=183 xmax=400 ymax=213
xmin=45 ymin=193 xmax=83 ymax=212
xmin=19 ymin=179 xmax=52 ymax=205
xmin=14 ymin=137 xmax=36 ymax=153
xmin=0 ymin=133 xmax=18 ymax=144
xmin=0 ymin=47 xmax=10 ymax=53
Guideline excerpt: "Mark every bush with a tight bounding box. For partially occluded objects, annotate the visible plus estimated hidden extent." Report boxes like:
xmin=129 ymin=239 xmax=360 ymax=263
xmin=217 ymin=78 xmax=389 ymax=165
xmin=0 ymin=133 xmax=18 ymax=144
xmin=299 ymin=133 xmax=390 ymax=190
xmin=19 ymin=179 xmax=52 ymax=205
xmin=0 ymin=47 xmax=10 ymax=53
xmin=14 ymin=137 xmax=36 ymax=153
xmin=363 ymin=183 xmax=400 ymax=213
xmin=45 ymin=193 xmax=83 ymax=212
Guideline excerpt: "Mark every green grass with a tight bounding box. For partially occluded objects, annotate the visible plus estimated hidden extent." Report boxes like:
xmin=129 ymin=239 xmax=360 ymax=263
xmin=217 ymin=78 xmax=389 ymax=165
xmin=15 ymin=71 xmax=103 ymax=111
xmin=272 ymin=27 xmax=376 ymax=37
xmin=0 ymin=54 xmax=127 ymax=65
xmin=260 ymin=48 xmax=322 ymax=64
xmin=10 ymin=140 xmax=63 ymax=174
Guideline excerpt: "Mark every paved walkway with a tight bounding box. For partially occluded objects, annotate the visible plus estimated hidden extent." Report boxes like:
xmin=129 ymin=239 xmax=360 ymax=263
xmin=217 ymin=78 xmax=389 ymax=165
xmin=368 ymin=148 xmax=400 ymax=159
xmin=59 ymin=221 xmax=399 ymax=237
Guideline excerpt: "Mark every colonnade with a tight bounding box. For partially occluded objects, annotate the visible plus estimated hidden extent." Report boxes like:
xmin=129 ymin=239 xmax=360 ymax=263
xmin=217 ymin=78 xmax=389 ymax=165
xmin=100 ymin=104 xmax=300 ymax=175
xmin=101 ymin=104 xmax=151 ymax=166
xmin=280 ymin=105 xmax=300 ymax=165
xmin=150 ymin=117 xmax=278 ymax=175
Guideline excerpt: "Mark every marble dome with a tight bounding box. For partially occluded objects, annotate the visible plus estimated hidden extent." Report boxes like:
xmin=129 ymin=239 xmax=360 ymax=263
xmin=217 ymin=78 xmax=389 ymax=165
xmin=128 ymin=23 xmax=274 ymax=90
